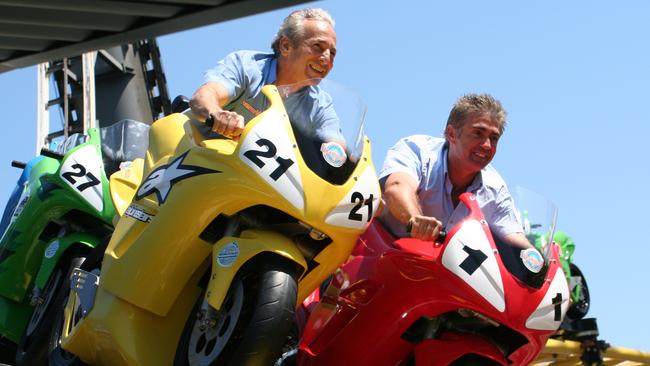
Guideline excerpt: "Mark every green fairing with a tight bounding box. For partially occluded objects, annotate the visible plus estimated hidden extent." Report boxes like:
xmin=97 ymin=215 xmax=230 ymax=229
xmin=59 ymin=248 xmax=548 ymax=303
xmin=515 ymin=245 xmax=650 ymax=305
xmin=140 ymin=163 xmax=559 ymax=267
xmin=552 ymin=231 xmax=575 ymax=281
xmin=0 ymin=127 xmax=115 ymax=342
xmin=34 ymin=233 xmax=101 ymax=289
xmin=531 ymin=230 xmax=580 ymax=302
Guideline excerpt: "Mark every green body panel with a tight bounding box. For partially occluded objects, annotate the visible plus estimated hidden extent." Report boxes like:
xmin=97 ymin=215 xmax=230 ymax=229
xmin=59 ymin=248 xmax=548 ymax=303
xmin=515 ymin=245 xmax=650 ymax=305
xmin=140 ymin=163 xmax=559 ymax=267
xmin=34 ymin=233 xmax=100 ymax=289
xmin=0 ymin=295 xmax=32 ymax=343
xmin=0 ymin=127 xmax=115 ymax=341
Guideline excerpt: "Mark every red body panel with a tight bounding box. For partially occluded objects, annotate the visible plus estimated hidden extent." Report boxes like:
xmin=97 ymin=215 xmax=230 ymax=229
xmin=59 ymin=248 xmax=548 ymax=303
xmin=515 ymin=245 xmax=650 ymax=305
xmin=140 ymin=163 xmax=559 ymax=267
xmin=298 ymin=193 xmax=565 ymax=366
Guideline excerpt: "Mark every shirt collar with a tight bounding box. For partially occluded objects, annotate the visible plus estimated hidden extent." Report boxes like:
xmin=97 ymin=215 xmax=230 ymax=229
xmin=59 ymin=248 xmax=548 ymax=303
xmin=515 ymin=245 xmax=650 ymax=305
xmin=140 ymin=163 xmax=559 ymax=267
xmin=442 ymin=141 xmax=485 ymax=194
xmin=267 ymin=55 xmax=278 ymax=84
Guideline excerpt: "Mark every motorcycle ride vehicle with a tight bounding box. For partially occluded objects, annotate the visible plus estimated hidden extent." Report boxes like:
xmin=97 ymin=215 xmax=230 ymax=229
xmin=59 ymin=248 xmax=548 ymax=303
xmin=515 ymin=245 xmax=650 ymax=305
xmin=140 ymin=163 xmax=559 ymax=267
xmin=295 ymin=191 xmax=570 ymax=365
xmin=0 ymin=119 xmax=148 ymax=365
xmin=521 ymin=213 xmax=590 ymax=322
xmin=51 ymin=79 xmax=381 ymax=366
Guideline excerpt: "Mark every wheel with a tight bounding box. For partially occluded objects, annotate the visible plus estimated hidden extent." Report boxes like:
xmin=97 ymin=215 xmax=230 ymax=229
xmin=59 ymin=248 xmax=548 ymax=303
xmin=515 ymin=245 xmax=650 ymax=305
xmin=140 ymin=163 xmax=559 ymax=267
xmin=15 ymin=254 xmax=85 ymax=366
xmin=47 ymin=266 xmax=91 ymax=366
xmin=174 ymin=260 xmax=298 ymax=366
xmin=0 ymin=337 xmax=17 ymax=364
xmin=566 ymin=263 xmax=590 ymax=320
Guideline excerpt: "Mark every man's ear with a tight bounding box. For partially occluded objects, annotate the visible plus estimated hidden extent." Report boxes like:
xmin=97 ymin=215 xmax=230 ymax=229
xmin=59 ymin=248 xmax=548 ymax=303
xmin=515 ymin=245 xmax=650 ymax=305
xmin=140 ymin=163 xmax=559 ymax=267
xmin=446 ymin=125 xmax=457 ymax=142
xmin=279 ymin=37 xmax=292 ymax=56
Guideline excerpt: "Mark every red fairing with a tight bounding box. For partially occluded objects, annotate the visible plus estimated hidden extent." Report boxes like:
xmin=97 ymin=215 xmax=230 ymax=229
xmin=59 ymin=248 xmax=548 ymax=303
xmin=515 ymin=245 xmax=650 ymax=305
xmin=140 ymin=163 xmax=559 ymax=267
xmin=298 ymin=193 xmax=568 ymax=366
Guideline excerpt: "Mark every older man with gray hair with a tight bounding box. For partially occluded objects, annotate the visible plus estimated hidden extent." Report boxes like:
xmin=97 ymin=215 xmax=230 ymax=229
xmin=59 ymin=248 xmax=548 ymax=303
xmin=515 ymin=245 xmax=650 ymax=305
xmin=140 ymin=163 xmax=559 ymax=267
xmin=190 ymin=8 xmax=339 ymax=142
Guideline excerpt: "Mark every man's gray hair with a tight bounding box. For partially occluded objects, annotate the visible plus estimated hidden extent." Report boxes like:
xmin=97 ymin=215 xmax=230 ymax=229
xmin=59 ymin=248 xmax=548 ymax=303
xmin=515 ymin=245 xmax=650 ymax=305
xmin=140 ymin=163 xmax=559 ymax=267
xmin=271 ymin=8 xmax=335 ymax=55
xmin=444 ymin=93 xmax=507 ymax=139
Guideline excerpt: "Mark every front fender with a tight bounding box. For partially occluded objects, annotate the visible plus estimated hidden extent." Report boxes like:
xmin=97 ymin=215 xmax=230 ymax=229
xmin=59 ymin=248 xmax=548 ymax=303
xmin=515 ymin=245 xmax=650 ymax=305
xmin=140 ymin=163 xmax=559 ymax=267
xmin=206 ymin=229 xmax=307 ymax=310
xmin=34 ymin=233 xmax=102 ymax=289
xmin=414 ymin=332 xmax=508 ymax=365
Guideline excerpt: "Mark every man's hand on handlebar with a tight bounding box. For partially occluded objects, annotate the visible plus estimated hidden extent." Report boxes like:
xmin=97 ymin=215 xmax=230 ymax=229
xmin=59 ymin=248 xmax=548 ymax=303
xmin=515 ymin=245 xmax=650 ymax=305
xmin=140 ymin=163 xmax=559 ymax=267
xmin=408 ymin=215 xmax=443 ymax=242
xmin=207 ymin=110 xmax=245 ymax=141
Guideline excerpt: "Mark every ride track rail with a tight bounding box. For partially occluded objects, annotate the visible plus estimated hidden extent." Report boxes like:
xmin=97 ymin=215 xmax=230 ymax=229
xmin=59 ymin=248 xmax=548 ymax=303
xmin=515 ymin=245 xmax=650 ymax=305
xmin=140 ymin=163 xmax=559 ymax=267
xmin=533 ymin=339 xmax=650 ymax=365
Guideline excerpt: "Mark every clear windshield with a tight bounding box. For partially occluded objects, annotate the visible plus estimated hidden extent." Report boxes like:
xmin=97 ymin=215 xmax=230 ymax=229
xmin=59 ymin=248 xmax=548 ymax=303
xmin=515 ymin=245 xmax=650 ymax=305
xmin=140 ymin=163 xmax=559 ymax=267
xmin=514 ymin=186 xmax=559 ymax=263
xmin=276 ymin=78 xmax=367 ymax=185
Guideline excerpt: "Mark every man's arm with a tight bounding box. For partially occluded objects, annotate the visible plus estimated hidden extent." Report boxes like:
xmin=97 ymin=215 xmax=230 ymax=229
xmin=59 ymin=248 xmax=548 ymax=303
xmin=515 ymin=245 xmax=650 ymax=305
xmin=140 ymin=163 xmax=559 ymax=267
xmin=502 ymin=232 xmax=534 ymax=249
xmin=383 ymin=172 xmax=442 ymax=241
xmin=190 ymin=81 xmax=244 ymax=140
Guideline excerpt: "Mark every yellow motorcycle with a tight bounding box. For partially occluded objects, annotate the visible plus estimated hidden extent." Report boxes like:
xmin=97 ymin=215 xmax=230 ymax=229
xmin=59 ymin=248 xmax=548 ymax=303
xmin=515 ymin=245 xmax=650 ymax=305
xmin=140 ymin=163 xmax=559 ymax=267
xmin=50 ymin=79 xmax=380 ymax=366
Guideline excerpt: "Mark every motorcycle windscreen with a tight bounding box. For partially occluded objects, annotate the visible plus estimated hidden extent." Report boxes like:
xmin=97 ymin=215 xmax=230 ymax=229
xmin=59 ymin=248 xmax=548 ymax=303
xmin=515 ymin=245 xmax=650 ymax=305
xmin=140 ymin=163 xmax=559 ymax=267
xmin=495 ymin=187 xmax=559 ymax=289
xmin=277 ymin=78 xmax=367 ymax=185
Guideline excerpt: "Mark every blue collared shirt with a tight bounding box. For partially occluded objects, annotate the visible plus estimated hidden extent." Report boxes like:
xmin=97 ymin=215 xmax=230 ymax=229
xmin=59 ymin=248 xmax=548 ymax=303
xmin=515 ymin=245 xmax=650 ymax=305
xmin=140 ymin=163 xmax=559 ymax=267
xmin=379 ymin=135 xmax=522 ymax=239
xmin=204 ymin=50 xmax=343 ymax=142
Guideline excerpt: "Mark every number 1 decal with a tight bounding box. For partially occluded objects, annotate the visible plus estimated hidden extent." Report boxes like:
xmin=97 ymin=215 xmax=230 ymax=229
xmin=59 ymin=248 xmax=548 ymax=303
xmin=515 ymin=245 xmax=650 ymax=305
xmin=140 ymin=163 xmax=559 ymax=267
xmin=348 ymin=192 xmax=374 ymax=222
xmin=62 ymin=163 xmax=100 ymax=192
xmin=552 ymin=293 xmax=563 ymax=321
xmin=459 ymin=246 xmax=488 ymax=275
xmin=243 ymin=138 xmax=295 ymax=181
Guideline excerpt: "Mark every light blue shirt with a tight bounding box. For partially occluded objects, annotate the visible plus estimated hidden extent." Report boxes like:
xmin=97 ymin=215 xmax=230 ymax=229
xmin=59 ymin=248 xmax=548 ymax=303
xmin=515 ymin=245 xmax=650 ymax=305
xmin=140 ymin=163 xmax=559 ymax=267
xmin=379 ymin=135 xmax=522 ymax=239
xmin=204 ymin=50 xmax=343 ymax=142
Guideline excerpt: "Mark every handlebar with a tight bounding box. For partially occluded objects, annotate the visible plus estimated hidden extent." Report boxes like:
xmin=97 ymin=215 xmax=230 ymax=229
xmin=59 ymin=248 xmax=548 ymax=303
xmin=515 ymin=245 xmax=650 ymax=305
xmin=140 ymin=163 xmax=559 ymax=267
xmin=40 ymin=148 xmax=64 ymax=160
xmin=405 ymin=221 xmax=447 ymax=243
xmin=11 ymin=160 xmax=26 ymax=169
xmin=205 ymin=114 xmax=214 ymax=128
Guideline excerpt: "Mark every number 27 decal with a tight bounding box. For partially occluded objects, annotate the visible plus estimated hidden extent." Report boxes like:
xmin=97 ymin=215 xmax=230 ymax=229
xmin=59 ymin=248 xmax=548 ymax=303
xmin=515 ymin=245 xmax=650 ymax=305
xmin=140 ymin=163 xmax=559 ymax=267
xmin=62 ymin=163 xmax=100 ymax=192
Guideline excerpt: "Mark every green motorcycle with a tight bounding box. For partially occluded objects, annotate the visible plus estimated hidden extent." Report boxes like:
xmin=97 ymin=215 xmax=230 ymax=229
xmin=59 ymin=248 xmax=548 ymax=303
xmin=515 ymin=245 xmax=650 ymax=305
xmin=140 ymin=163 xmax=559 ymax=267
xmin=0 ymin=119 xmax=148 ymax=365
xmin=521 ymin=211 xmax=590 ymax=321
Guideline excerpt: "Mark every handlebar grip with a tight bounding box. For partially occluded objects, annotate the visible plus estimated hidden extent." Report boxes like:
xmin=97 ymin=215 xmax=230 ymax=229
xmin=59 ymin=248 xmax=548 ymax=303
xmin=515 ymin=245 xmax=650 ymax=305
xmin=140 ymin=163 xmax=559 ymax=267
xmin=40 ymin=148 xmax=64 ymax=160
xmin=11 ymin=160 xmax=26 ymax=169
xmin=205 ymin=114 xmax=214 ymax=128
xmin=405 ymin=222 xmax=447 ymax=243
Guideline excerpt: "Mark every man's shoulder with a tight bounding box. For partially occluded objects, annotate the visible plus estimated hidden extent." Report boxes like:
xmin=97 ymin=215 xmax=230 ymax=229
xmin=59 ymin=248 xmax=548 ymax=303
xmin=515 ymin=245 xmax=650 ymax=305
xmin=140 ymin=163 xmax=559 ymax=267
xmin=396 ymin=135 xmax=445 ymax=151
xmin=480 ymin=164 xmax=508 ymax=190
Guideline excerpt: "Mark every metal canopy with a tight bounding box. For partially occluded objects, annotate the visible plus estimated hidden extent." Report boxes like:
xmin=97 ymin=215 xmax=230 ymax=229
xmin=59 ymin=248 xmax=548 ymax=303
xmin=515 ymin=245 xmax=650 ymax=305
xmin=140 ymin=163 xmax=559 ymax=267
xmin=0 ymin=0 xmax=310 ymax=73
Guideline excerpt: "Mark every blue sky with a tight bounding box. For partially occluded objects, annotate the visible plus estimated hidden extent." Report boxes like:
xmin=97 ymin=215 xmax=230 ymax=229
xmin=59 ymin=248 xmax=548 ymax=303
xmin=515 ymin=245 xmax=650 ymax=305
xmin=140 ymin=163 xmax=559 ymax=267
xmin=1 ymin=0 xmax=649 ymax=352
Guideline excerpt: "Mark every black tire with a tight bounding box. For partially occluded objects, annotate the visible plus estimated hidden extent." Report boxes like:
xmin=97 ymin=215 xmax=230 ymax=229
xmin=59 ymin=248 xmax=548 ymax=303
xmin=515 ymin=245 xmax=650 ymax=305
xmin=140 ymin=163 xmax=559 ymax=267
xmin=174 ymin=259 xmax=298 ymax=366
xmin=15 ymin=253 xmax=86 ymax=366
xmin=0 ymin=337 xmax=17 ymax=364
xmin=566 ymin=263 xmax=590 ymax=320
xmin=47 ymin=265 xmax=92 ymax=366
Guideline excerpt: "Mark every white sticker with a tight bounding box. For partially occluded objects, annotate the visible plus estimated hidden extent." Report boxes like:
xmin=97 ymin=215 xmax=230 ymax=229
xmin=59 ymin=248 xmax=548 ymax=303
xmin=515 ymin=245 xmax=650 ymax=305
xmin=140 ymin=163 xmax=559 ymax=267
xmin=239 ymin=115 xmax=304 ymax=211
xmin=324 ymin=167 xmax=381 ymax=230
xmin=217 ymin=242 xmax=239 ymax=267
xmin=320 ymin=142 xmax=347 ymax=168
xmin=441 ymin=220 xmax=505 ymax=312
xmin=59 ymin=145 xmax=104 ymax=212
xmin=521 ymin=248 xmax=544 ymax=273
xmin=526 ymin=266 xmax=570 ymax=330
xmin=44 ymin=240 xmax=60 ymax=259
xmin=124 ymin=204 xmax=154 ymax=223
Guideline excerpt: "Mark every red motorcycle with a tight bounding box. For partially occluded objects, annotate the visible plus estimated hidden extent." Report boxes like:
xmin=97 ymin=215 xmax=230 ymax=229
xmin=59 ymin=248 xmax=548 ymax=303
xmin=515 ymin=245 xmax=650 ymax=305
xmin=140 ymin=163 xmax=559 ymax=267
xmin=293 ymin=192 xmax=570 ymax=365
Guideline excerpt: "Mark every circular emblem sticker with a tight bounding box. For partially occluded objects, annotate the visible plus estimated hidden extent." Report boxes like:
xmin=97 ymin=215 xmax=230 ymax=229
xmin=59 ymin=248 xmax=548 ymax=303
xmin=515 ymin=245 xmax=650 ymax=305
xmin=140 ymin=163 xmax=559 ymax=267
xmin=44 ymin=240 xmax=60 ymax=259
xmin=217 ymin=242 xmax=239 ymax=267
xmin=520 ymin=248 xmax=544 ymax=273
xmin=320 ymin=142 xmax=347 ymax=168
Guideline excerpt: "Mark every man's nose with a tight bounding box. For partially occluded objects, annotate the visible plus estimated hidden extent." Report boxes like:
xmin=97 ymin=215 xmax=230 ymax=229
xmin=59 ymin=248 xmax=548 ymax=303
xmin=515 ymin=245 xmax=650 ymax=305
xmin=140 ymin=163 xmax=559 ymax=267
xmin=480 ymin=137 xmax=493 ymax=149
xmin=321 ymin=49 xmax=333 ymax=63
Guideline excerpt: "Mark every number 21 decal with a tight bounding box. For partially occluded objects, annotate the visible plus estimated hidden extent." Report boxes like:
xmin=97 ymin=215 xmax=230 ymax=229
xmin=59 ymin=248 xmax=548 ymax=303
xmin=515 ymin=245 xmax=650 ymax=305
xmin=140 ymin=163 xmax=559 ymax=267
xmin=348 ymin=192 xmax=374 ymax=222
xmin=243 ymin=138 xmax=294 ymax=181
xmin=62 ymin=163 xmax=100 ymax=192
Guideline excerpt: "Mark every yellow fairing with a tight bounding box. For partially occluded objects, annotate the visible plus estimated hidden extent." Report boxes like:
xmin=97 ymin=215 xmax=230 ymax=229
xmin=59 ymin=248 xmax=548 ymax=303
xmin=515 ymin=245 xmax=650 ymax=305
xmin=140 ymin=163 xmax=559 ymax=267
xmin=109 ymin=158 xmax=144 ymax=217
xmin=61 ymin=85 xmax=381 ymax=366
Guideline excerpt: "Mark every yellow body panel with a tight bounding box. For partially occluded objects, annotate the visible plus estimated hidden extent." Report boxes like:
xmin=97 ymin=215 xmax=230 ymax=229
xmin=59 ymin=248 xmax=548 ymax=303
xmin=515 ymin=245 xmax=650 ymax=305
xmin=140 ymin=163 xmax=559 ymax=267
xmin=109 ymin=158 xmax=144 ymax=217
xmin=61 ymin=85 xmax=381 ymax=365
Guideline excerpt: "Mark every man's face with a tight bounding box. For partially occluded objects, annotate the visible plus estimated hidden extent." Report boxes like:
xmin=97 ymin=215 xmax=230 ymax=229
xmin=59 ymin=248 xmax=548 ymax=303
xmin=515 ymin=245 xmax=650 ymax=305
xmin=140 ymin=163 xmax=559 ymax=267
xmin=447 ymin=112 xmax=502 ymax=175
xmin=279 ymin=19 xmax=337 ymax=83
